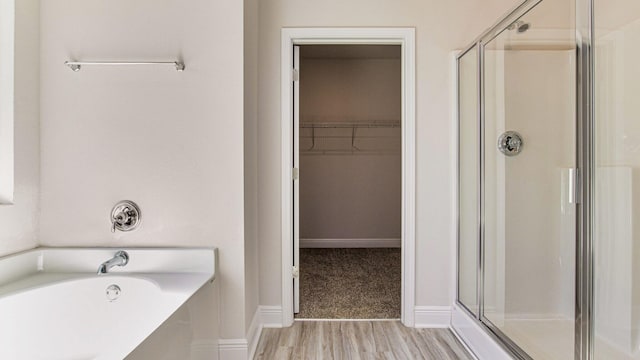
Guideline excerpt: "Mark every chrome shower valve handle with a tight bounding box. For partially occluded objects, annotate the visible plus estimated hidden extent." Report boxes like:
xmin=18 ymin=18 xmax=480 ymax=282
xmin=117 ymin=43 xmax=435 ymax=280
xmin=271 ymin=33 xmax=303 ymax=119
xmin=110 ymin=200 xmax=141 ymax=232
xmin=498 ymin=131 xmax=524 ymax=156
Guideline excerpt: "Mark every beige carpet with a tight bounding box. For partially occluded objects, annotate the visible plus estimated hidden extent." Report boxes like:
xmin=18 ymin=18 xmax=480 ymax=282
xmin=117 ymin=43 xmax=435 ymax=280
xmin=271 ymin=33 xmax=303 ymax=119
xmin=295 ymin=248 xmax=401 ymax=319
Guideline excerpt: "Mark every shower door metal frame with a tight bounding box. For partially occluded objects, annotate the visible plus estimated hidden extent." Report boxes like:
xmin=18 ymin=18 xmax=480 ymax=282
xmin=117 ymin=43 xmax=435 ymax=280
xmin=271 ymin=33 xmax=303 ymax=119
xmin=454 ymin=0 xmax=593 ymax=358
xmin=575 ymin=0 xmax=594 ymax=358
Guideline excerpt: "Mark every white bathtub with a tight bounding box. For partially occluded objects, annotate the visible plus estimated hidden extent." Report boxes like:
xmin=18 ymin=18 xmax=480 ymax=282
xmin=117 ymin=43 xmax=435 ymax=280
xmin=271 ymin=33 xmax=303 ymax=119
xmin=0 ymin=248 xmax=216 ymax=360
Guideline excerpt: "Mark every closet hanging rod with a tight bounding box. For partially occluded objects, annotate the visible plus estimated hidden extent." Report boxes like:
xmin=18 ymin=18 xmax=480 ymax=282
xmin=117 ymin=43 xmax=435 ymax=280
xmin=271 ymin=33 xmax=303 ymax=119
xmin=300 ymin=121 xmax=400 ymax=129
xmin=64 ymin=61 xmax=185 ymax=72
xmin=302 ymin=150 xmax=401 ymax=156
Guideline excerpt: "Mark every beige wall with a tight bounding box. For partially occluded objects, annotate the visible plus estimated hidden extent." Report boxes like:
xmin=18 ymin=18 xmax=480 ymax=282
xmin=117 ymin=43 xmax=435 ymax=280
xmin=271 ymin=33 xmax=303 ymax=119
xmin=258 ymin=0 xmax=516 ymax=309
xmin=300 ymin=57 xmax=401 ymax=240
xmin=300 ymin=57 xmax=401 ymax=123
xmin=39 ymin=0 xmax=248 ymax=340
xmin=244 ymin=0 xmax=260 ymax=336
xmin=301 ymin=155 xmax=401 ymax=239
xmin=0 ymin=0 xmax=39 ymax=257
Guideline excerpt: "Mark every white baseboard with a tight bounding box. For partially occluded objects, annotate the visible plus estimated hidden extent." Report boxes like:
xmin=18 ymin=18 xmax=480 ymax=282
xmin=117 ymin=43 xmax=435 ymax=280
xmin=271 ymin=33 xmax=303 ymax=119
xmin=414 ymin=306 xmax=452 ymax=328
xmin=218 ymin=339 xmax=248 ymax=360
xmin=300 ymin=238 xmax=401 ymax=248
xmin=261 ymin=305 xmax=447 ymax=329
xmin=260 ymin=305 xmax=284 ymax=328
xmin=218 ymin=307 xmax=270 ymax=360
xmin=247 ymin=307 xmax=263 ymax=360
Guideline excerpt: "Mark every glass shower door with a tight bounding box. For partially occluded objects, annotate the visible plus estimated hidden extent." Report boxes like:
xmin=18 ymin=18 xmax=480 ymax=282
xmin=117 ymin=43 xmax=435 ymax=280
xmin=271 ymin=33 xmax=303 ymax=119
xmin=481 ymin=3 xmax=577 ymax=359
xmin=458 ymin=44 xmax=480 ymax=317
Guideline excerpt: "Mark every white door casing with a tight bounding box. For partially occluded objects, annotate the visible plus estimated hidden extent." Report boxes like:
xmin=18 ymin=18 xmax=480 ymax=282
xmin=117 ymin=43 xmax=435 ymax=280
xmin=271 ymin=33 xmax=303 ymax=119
xmin=281 ymin=28 xmax=416 ymax=326
xmin=293 ymin=45 xmax=300 ymax=314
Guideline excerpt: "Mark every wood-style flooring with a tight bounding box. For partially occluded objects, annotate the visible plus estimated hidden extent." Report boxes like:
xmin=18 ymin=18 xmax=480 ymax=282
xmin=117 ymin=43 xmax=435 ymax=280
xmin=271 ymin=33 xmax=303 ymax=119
xmin=254 ymin=320 xmax=474 ymax=359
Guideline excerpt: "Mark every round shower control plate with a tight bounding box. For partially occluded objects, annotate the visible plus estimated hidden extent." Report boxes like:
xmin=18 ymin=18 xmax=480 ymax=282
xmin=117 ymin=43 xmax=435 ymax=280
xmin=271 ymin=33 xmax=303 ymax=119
xmin=498 ymin=131 xmax=523 ymax=156
xmin=110 ymin=200 xmax=141 ymax=232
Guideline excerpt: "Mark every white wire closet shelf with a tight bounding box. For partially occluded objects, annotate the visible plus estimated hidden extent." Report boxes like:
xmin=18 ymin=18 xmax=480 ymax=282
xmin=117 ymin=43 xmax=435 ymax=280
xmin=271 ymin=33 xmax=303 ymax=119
xmin=300 ymin=120 xmax=400 ymax=128
xmin=300 ymin=120 xmax=401 ymax=155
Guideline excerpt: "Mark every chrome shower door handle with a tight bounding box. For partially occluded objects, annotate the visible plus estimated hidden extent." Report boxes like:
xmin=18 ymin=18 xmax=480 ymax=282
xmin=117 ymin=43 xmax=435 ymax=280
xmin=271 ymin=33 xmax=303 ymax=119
xmin=568 ymin=168 xmax=580 ymax=204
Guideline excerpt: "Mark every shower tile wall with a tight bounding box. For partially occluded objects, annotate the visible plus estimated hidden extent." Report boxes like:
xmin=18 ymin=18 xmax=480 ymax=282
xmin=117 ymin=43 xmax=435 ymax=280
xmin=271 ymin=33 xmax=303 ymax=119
xmin=594 ymin=5 xmax=640 ymax=357
xmin=482 ymin=47 xmax=576 ymax=359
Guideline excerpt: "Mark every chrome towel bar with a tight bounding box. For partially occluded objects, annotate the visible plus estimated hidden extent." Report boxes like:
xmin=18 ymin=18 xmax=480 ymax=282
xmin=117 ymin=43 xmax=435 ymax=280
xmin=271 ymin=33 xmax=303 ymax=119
xmin=64 ymin=61 xmax=185 ymax=72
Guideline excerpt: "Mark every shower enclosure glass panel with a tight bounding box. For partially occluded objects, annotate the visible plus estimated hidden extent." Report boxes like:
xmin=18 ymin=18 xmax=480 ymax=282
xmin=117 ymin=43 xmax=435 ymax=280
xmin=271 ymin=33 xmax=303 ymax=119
xmin=481 ymin=2 xmax=576 ymax=358
xmin=593 ymin=1 xmax=640 ymax=358
xmin=458 ymin=45 xmax=479 ymax=316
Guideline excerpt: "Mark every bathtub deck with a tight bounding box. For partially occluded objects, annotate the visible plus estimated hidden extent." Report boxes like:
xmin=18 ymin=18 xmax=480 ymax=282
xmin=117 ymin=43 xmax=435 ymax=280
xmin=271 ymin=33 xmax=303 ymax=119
xmin=254 ymin=320 xmax=473 ymax=359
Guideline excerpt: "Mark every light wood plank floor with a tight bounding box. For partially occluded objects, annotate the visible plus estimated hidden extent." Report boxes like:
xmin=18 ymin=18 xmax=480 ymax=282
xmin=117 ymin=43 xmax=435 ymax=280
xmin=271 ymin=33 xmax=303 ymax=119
xmin=254 ymin=321 xmax=474 ymax=359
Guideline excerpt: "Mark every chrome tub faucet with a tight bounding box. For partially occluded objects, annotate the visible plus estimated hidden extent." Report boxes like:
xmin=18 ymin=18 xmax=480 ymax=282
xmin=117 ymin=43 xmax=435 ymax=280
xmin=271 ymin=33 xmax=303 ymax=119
xmin=97 ymin=251 xmax=129 ymax=274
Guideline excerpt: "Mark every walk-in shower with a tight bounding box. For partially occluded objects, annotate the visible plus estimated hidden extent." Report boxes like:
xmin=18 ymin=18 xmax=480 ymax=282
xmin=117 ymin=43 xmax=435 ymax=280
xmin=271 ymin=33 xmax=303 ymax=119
xmin=455 ymin=0 xmax=639 ymax=359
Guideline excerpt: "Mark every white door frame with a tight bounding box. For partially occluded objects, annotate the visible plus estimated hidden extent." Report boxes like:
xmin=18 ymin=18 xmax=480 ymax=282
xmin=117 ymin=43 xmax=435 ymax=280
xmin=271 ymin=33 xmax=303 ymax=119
xmin=280 ymin=27 xmax=416 ymax=327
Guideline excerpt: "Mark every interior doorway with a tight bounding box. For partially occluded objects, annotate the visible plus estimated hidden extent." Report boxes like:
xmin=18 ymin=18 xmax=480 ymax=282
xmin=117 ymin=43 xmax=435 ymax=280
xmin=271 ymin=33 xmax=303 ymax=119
xmin=294 ymin=44 xmax=402 ymax=319
xmin=280 ymin=28 xmax=416 ymax=327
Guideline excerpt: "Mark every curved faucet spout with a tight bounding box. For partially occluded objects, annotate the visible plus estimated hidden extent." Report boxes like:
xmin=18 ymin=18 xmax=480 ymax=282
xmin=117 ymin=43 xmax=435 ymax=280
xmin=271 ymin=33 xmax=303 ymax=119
xmin=97 ymin=251 xmax=129 ymax=274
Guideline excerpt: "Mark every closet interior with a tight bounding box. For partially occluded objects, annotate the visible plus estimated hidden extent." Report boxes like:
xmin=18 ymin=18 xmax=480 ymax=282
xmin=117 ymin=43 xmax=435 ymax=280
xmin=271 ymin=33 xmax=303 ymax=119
xmin=296 ymin=44 xmax=402 ymax=319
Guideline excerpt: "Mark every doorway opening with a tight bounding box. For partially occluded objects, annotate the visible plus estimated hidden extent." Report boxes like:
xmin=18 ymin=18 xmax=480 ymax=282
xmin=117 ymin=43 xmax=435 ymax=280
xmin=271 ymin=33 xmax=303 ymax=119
xmin=295 ymin=44 xmax=402 ymax=319
xmin=280 ymin=28 xmax=416 ymax=327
